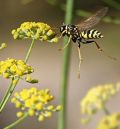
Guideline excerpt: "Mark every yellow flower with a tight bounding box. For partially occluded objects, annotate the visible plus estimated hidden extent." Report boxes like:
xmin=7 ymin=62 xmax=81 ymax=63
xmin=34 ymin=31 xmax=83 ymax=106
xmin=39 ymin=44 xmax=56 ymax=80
xmin=0 ymin=43 xmax=7 ymax=50
xmin=44 ymin=111 xmax=52 ymax=117
xmin=38 ymin=115 xmax=45 ymax=121
xmin=16 ymin=112 xmax=23 ymax=117
xmin=35 ymin=103 xmax=43 ymax=110
xmin=28 ymin=109 xmax=35 ymax=116
xmin=11 ymin=22 xmax=59 ymax=43
xmin=97 ymin=113 xmax=120 ymax=129
xmin=56 ymin=105 xmax=62 ymax=111
xmin=11 ymin=87 xmax=62 ymax=121
xmin=25 ymin=75 xmax=38 ymax=83
xmin=0 ymin=58 xmax=37 ymax=83
xmin=15 ymin=101 xmax=22 ymax=108
xmin=80 ymin=83 xmax=120 ymax=117
xmin=20 ymin=89 xmax=30 ymax=100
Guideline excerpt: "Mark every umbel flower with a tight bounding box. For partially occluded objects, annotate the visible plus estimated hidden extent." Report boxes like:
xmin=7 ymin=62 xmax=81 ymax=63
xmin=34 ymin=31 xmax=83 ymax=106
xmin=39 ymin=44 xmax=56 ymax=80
xmin=80 ymin=83 xmax=120 ymax=116
xmin=0 ymin=58 xmax=37 ymax=83
xmin=97 ymin=113 xmax=120 ymax=129
xmin=11 ymin=22 xmax=58 ymax=43
xmin=11 ymin=87 xmax=62 ymax=121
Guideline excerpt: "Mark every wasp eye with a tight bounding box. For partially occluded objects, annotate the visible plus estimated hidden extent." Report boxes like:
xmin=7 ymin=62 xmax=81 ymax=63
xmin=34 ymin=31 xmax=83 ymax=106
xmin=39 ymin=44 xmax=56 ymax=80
xmin=60 ymin=25 xmax=66 ymax=32
xmin=60 ymin=26 xmax=64 ymax=32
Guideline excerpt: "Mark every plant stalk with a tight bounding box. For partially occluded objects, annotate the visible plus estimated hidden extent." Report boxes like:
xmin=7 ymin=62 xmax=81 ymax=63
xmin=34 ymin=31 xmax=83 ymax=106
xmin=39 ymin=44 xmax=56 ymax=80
xmin=103 ymin=106 xmax=110 ymax=115
xmin=24 ymin=38 xmax=35 ymax=63
xmin=58 ymin=0 xmax=74 ymax=129
xmin=4 ymin=113 xmax=28 ymax=129
xmin=0 ymin=39 xmax=35 ymax=112
xmin=0 ymin=80 xmax=14 ymax=112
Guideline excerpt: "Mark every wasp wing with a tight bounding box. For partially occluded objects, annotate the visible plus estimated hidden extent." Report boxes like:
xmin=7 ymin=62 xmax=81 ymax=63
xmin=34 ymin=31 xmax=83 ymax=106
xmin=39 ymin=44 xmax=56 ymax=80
xmin=77 ymin=7 xmax=108 ymax=32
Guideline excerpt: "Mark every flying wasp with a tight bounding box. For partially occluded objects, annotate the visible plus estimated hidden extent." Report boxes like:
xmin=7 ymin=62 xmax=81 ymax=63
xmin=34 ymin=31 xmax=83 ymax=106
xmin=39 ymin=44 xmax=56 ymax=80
xmin=58 ymin=7 xmax=116 ymax=78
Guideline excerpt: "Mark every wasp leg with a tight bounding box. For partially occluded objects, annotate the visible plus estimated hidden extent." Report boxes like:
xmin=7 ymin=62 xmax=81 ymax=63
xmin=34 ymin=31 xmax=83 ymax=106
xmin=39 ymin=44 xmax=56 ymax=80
xmin=82 ymin=40 xmax=95 ymax=44
xmin=77 ymin=44 xmax=83 ymax=79
xmin=58 ymin=33 xmax=63 ymax=39
xmin=82 ymin=40 xmax=103 ymax=51
xmin=83 ymin=40 xmax=117 ymax=61
xmin=58 ymin=30 xmax=66 ymax=39
xmin=94 ymin=41 xmax=117 ymax=61
xmin=58 ymin=35 xmax=72 ymax=51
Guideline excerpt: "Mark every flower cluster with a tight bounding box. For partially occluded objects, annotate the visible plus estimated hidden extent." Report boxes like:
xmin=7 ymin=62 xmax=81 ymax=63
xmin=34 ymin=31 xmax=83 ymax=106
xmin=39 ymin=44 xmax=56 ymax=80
xmin=11 ymin=22 xmax=58 ymax=43
xmin=11 ymin=87 xmax=62 ymax=121
xmin=0 ymin=58 xmax=34 ymax=81
xmin=97 ymin=113 xmax=120 ymax=129
xmin=80 ymin=83 xmax=120 ymax=116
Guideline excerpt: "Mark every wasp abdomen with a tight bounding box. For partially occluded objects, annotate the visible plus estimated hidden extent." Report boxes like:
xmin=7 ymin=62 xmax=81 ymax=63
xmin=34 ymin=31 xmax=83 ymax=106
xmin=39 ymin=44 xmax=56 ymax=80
xmin=80 ymin=29 xmax=103 ymax=39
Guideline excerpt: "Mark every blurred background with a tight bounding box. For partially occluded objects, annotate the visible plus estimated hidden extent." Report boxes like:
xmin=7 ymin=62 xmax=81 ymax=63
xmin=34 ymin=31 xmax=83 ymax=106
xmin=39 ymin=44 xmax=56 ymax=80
xmin=0 ymin=0 xmax=120 ymax=129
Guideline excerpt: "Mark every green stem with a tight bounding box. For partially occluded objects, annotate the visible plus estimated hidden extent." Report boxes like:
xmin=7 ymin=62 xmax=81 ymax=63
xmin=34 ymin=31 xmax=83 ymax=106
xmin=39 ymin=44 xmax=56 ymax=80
xmin=58 ymin=0 xmax=74 ymax=129
xmin=103 ymin=106 xmax=110 ymax=115
xmin=0 ymin=78 xmax=19 ymax=112
xmin=24 ymin=38 xmax=35 ymax=63
xmin=0 ymin=39 xmax=35 ymax=112
xmin=4 ymin=113 xmax=28 ymax=129
xmin=0 ymin=81 xmax=13 ymax=112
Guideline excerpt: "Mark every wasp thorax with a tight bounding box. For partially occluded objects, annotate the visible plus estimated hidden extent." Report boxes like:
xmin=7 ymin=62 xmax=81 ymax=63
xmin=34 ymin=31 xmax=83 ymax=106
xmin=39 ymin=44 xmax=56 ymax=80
xmin=67 ymin=24 xmax=76 ymax=30
xmin=60 ymin=24 xmax=79 ymax=37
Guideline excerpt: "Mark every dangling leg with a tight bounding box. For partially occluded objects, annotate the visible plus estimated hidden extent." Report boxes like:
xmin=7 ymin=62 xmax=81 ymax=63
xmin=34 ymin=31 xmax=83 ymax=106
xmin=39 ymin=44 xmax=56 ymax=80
xmin=58 ymin=35 xmax=72 ymax=51
xmin=82 ymin=40 xmax=103 ymax=51
xmin=77 ymin=44 xmax=83 ymax=78
xmin=94 ymin=41 xmax=117 ymax=61
xmin=58 ymin=33 xmax=64 ymax=39
xmin=83 ymin=40 xmax=117 ymax=61
xmin=58 ymin=29 xmax=66 ymax=39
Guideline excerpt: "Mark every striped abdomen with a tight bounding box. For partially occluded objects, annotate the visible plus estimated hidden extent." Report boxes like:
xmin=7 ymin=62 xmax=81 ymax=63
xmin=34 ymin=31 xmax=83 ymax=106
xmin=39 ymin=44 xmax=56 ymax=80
xmin=80 ymin=29 xmax=103 ymax=39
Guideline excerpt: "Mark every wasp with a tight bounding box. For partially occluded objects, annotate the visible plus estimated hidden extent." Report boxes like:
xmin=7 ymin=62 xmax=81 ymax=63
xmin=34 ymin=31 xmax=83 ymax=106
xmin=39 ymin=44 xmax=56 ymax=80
xmin=58 ymin=7 xmax=116 ymax=78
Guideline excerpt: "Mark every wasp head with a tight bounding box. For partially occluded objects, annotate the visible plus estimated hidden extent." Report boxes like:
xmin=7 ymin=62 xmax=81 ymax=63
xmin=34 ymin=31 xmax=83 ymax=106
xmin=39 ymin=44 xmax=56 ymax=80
xmin=59 ymin=23 xmax=67 ymax=36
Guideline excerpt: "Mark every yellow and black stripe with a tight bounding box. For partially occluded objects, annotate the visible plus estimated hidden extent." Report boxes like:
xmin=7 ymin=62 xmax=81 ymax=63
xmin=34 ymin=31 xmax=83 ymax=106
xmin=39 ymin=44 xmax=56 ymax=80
xmin=80 ymin=29 xmax=103 ymax=39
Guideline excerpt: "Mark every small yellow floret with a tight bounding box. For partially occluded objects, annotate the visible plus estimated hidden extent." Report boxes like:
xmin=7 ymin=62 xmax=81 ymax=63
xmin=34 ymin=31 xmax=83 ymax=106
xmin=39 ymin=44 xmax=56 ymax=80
xmin=38 ymin=115 xmax=45 ymax=121
xmin=56 ymin=105 xmax=62 ymax=111
xmin=35 ymin=103 xmax=43 ymax=110
xmin=16 ymin=112 xmax=23 ymax=117
xmin=28 ymin=109 xmax=35 ymax=116
xmin=0 ymin=43 xmax=7 ymax=49
xmin=44 ymin=111 xmax=52 ymax=117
